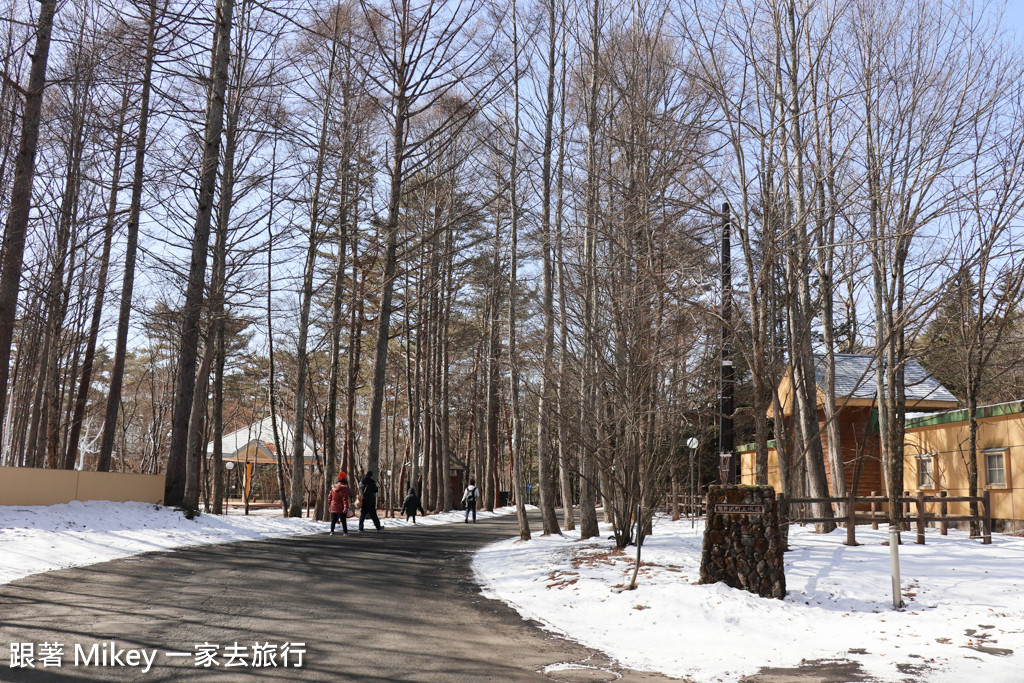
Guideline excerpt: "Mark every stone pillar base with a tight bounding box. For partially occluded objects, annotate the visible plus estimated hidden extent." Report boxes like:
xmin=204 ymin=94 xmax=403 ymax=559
xmin=699 ymin=485 xmax=786 ymax=599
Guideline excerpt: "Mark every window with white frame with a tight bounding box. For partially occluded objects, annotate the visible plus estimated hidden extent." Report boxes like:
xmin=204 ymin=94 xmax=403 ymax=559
xmin=917 ymin=454 xmax=936 ymax=489
xmin=984 ymin=448 xmax=1007 ymax=487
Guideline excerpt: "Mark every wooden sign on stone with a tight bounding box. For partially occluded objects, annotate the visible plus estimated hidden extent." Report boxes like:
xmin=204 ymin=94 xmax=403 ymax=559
xmin=699 ymin=485 xmax=786 ymax=599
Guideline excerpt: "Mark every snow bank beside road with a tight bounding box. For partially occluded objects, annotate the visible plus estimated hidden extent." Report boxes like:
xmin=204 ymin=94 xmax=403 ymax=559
xmin=0 ymin=500 xmax=518 ymax=585
xmin=474 ymin=516 xmax=1024 ymax=683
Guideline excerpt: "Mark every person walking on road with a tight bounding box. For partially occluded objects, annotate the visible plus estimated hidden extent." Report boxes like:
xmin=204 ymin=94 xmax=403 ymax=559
xmin=359 ymin=472 xmax=383 ymax=532
xmin=401 ymin=487 xmax=426 ymax=524
xmin=461 ymin=478 xmax=478 ymax=523
xmin=328 ymin=472 xmax=351 ymax=535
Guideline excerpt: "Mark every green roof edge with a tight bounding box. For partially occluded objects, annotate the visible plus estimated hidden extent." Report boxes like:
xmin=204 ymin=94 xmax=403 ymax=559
xmin=905 ymin=400 xmax=1024 ymax=430
xmin=737 ymin=439 xmax=778 ymax=452
xmin=737 ymin=401 xmax=1024 ymax=449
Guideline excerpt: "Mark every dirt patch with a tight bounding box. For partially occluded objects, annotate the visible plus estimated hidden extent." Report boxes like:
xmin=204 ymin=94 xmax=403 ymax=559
xmin=742 ymin=658 xmax=871 ymax=683
xmin=544 ymin=667 xmax=620 ymax=682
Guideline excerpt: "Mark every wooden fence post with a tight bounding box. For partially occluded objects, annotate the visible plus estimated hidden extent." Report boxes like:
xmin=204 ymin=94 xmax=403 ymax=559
xmin=939 ymin=491 xmax=947 ymax=536
xmin=982 ymin=490 xmax=992 ymax=545
xmin=915 ymin=491 xmax=926 ymax=544
xmin=845 ymin=490 xmax=858 ymax=546
xmin=871 ymin=491 xmax=878 ymax=530
xmin=778 ymin=493 xmax=790 ymax=552
xmin=902 ymin=491 xmax=910 ymax=531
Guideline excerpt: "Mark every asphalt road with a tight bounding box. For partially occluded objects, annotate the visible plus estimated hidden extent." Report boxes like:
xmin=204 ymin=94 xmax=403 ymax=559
xmin=0 ymin=512 xmax=676 ymax=683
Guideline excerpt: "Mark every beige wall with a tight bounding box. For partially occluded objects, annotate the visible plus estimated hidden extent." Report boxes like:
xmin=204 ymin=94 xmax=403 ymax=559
xmin=741 ymin=411 xmax=1024 ymax=525
xmin=904 ymin=414 xmax=1024 ymax=524
xmin=739 ymin=447 xmax=782 ymax=491
xmin=0 ymin=467 xmax=165 ymax=506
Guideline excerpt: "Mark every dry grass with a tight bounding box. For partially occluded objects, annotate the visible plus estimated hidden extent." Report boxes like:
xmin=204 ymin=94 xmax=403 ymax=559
xmin=571 ymin=546 xmax=627 ymax=570
xmin=546 ymin=570 xmax=580 ymax=590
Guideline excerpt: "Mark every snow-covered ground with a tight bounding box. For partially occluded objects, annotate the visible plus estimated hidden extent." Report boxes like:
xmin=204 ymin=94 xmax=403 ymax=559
xmin=0 ymin=500 xmax=518 ymax=585
xmin=6 ymin=503 xmax=1021 ymax=682
xmin=474 ymin=516 xmax=1024 ymax=683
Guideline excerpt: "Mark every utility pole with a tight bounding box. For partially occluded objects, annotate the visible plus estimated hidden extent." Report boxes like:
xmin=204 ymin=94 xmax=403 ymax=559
xmin=718 ymin=203 xmax=735 ymax=485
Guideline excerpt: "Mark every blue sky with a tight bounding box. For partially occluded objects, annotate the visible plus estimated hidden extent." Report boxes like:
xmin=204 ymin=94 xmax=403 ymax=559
xmin=1002 ymin=2 xmax=1024 ymax=34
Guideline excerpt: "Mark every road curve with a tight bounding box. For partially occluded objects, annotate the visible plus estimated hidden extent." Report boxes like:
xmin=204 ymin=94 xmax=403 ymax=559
xmin=0 ymin=511 xmax=676 ymax=682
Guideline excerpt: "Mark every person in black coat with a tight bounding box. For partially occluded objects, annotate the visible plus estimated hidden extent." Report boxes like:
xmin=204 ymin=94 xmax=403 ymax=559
xmin=359 ymin=472 xmax=383 ymax=532
xmin=401 ymin=487 xmax=426 ymax=524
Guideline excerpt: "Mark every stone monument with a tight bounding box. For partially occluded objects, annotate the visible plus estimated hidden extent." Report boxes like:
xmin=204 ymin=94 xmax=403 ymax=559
xmin=699 ymin=485 xmax=786 ymax=599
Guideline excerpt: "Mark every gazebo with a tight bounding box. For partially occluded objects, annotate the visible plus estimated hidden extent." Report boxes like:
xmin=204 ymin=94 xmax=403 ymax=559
xmin=205 ymin=416 xmax=316 ymax=502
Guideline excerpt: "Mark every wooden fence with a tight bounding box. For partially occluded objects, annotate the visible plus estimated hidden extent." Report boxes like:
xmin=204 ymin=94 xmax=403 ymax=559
xmin=668 ymin=493 xmax=706 ymax=518
xmin=785 ymin=490 xmax=992 ymax=546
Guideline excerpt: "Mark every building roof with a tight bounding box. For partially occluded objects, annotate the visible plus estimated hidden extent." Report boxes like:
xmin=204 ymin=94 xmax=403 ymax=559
xmin=820 ymin=354 xmax=959 ymax=404
xmin=205 ymin=416 xmax=316 ymax=463
xmin=771 ymin=353 xmax=959 ymax=418
xmin=905 ymin=400 xmax=1024 ymax=430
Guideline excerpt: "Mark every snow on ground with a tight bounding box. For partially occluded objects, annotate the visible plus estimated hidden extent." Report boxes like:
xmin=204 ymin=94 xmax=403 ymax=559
xmin=474 ymin=516 xmax=1024 ymax=683
xmin=0 ymin=500 xmax=518 ymax=585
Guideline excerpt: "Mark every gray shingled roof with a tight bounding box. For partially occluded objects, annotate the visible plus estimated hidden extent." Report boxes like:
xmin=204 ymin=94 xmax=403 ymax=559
xmin=814 ymin=353 xmax=959 ymax=403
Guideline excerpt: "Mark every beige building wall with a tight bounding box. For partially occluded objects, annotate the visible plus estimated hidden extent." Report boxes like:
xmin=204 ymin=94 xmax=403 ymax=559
xmin=739 ymin=447 xmax=782 ymax=491
xmin=741 ymin=408 xmax=1024 ymax=527
xmin=0 ymin=467 xmax=165 ymax=506
xmin=904 ymin=413 xmax=1024 ymax=527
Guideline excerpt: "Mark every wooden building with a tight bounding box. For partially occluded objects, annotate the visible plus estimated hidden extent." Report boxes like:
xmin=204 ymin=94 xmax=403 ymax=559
xmin=205 ymin=416 xmax=316 ymax=501
xmin=903 ymin=401 xmax=1024 ymax=531
xmin=739 ymin=354 xmax=959 ymax=499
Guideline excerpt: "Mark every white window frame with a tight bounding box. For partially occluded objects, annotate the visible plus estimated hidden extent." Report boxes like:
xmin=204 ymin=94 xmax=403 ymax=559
xmin=916 ymin=453 xmax=936 ymax=489
xmin=983 ymin=448 xmax=1009 ymax=489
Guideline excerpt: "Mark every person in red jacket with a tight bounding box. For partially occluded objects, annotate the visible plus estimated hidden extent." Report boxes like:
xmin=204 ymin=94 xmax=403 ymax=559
xmin=328 ymin=472 xmax=351 ymax=535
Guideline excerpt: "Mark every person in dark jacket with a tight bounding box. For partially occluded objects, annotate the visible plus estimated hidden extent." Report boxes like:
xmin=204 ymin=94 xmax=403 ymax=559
xmin=328 ymin=472 xmax=351 ymax=535
xmin=461 ymin=478 xmax=478 ymax=523
xmin=359 ymin=472 xmax=383 ymax=532
xmin=401 ymin=487 xmax=426 ymax=524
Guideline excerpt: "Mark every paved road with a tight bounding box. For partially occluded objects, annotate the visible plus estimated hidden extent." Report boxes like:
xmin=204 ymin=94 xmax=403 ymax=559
xmin=0 ymin=512 xmax=677 ymax=682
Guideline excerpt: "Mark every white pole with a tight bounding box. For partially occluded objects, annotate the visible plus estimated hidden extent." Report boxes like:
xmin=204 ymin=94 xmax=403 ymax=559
xmin=689 ymin=449 xmax=695 ymax=528
xmin=889 ymin=524 xmax=904 ymax=609
xmin=687 ymin=437 xmax=698 ymax=529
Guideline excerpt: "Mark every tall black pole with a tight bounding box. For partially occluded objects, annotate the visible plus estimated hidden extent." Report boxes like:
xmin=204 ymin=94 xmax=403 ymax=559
xmin=719 ymin=203 xmax=735 ymax=485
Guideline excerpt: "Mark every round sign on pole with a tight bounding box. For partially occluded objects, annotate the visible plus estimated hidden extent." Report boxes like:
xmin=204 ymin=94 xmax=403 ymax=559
xmin=686 ymin=437 xmax=699 ymax=450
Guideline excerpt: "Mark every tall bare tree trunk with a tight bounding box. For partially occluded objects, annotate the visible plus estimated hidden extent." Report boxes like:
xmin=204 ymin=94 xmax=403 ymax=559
xmin=99 ymin=0 xmax=159 ymax=473
xmin=577 ymin=0 xmax=602 ymax=540
xmin=39 ymin=50 xmax=92 ymax=469
xmin=65 ymin=90 xmax=128 ymax=470
xmin=363 ymin=19 xmax=408 ymax=480
xmin=554 ymin=8 xmax=574 ymax=530
xmin=508 ymin=0 xmax=530 ymax=541
xmin=266 ymin=142 xmax=288 ymax=515
xmin=171 ymin=0 xmax=235 ymax=508
xmin=325 ymin=180 xmax=349 ymax=508
xmin=0 ymin=0 xmax=58 ymax=452
xmin=485 ymin=215 xmax=501 ymax=511
xmin=535 ymin=0 xmax=561 ymax=536
xmin=780 ymin=1 xmax=833 ymax=530
xmin=184 ymin=336 xmax=216 ymax=508
xmin=209 ymin=5 xmax=248 ymax=511
xmin=290 ymin=15 xmax=341 ymax=518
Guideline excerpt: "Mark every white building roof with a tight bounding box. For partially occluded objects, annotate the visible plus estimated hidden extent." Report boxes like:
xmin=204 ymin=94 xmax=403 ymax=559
xmin=205 ymin=416 xmax=316 ymax=463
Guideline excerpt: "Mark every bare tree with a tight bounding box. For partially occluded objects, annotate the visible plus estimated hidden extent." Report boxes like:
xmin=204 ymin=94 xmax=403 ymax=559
xmin=174 ymin=0 xmax=236 ymax=509
xmin=356 ymin=0 xmax=499 ymax=480
xmin=98 ymin=0 xmax=165 ymax=473
xmin=0 ymin=0 xmax=58 ymax=452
